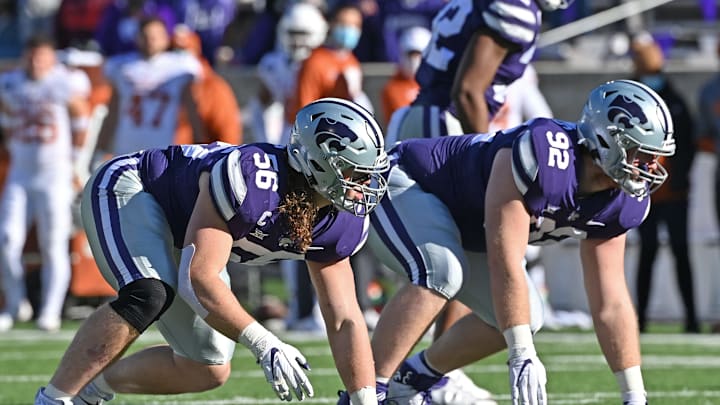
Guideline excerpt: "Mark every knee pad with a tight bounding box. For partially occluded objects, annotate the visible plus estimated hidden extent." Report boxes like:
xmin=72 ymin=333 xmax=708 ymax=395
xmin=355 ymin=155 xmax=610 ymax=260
xmin=109 ymin=278 xmax=175 ymax=333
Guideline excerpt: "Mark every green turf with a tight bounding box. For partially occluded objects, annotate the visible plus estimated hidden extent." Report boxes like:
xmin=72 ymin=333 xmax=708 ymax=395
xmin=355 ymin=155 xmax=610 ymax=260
xmin=1 ymin=321 xmax=719 ymax=404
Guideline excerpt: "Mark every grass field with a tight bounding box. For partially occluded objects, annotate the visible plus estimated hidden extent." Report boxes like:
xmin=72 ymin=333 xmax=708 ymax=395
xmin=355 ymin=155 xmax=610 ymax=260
xmin=1 ymin=322 xmax=719 ymax=405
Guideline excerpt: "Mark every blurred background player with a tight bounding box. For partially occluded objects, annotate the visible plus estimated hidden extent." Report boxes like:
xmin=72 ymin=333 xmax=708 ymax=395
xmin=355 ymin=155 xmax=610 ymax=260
xmin=386 ymin=0 xmax=570 ymax=143
xmin=380 ymin=26 xmax=431 ymax=128
xmin=245 ymin=1 xmax=327 ymax=146
xmin=630 ymin=32 xmax=700 ymax=334
xmin=0 ymin=34 xmax=90 ymax=332
xmin=95 ymin=16 xmax=204 ymax=159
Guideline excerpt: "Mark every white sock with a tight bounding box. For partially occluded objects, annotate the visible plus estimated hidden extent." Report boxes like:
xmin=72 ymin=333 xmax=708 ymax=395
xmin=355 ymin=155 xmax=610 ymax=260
xmin=43 ymin=384 xmax=73 ymax=401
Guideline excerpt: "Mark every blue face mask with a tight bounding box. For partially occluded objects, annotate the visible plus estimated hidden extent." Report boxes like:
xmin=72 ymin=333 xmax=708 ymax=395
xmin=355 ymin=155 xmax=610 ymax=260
xmin=639 ymin=74 xmax=665 ymax=91
xmin=331 ymin=25 xmax=361 ymax=50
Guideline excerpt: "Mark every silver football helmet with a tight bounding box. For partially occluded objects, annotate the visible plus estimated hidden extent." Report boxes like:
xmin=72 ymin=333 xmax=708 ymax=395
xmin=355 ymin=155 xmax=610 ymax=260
xmin=578 ymin=79 xmax=676 ymax=198
xmin=288 ymin=98 xmax=389 ymax=216
xmin=535 ymin=0 xmax=574 ymax=11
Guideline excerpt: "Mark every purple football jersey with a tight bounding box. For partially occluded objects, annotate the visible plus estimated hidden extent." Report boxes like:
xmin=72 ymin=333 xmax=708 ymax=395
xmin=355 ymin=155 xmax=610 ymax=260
xmin=414 ymin=0 xmax=541 ymax=118
xmin=388 ymin=118 xmax=650 ymax=251
xmin=138 ymin=142 xmax=369 ymax=265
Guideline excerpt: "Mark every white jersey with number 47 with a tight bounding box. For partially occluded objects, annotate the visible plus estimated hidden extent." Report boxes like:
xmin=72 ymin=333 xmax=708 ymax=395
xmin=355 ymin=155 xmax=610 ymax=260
xmin=104 ymin=51 xmax=201 ymax=155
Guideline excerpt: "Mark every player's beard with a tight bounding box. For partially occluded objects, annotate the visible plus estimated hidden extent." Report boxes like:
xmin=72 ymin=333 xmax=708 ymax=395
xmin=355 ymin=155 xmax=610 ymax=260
xmin=279 ymin=168 xmax=317 ymax=252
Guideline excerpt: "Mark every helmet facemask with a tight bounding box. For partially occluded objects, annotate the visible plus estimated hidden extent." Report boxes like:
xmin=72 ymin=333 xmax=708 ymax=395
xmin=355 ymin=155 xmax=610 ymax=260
xmin=325 ymin=153 xmax=388 ymax=216
xmin=598 ymin=126 xmax=674 ymax=197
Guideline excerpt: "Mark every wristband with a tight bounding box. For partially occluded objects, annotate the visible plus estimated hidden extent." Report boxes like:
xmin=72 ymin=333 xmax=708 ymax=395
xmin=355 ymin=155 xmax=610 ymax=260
xmin=503 ymin=324 xmax=534 ymax=351
xmin=238 ymin=321 xmax=272 ymax=358
xmin=615 ymin=366 xmax=645 ymax=393
xmin=350 ymin=386 xmax=377 ymax=405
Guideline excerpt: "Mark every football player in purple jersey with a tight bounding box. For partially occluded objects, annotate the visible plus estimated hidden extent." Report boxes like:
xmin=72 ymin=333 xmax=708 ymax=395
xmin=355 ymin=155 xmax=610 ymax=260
xmin=386 ymin=0 xmax=573 ymax=142
xmin=380 ymin=0 xmax=574 ymax=402
xmin=34 ymin=98 xmax=389 ymax=405
xmin=368 ymin=80 xmax=675 ymax=405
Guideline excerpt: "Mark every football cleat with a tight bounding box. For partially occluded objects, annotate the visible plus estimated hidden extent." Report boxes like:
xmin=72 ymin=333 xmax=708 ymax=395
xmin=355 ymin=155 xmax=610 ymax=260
xmin=386 ymin=361 xmax=441 ymax=405
xmin=430 ymin=369 xmax=497 ymax=405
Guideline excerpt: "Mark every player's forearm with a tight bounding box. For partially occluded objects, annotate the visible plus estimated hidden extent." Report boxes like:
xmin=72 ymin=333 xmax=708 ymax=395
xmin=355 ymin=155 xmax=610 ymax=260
xmin=325 ymin=311 xmax=376 ymax=392
xmin=455 ymin=90 xmax=489 ymax=134
xmin=192 ymin=275 xmax=256 ymax=341
xmin=490 ymin=265 xmax=531 ymax=330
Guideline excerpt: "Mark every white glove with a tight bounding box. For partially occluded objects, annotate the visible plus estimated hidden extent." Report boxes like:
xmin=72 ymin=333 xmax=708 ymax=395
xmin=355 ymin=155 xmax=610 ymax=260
xmin=239 ymin=322 xmax=314 ymax=401
xmin=508 ymin=346 xmax=547 ymax=405
xmin=622 ymin=390 xmax=647 ymax=405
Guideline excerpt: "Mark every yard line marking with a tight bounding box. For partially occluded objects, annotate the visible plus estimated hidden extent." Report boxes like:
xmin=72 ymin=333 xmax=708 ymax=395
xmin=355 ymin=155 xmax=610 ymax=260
xmin=4 ymin=350 xmax=720 ymax=383
xmin=19 ymin=390 xmax=718 ymax=404
xmin=3 ymin=330 xmax=720 ymax=347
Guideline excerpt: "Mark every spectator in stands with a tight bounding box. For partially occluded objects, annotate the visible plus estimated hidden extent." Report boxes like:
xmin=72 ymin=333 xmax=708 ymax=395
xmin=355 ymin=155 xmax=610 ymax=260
xmin=172 ymin=0 xmax=237 ymax=65
xmin=95 ymin=0 xmax=177 ymax=57
xmin=631 ymin=33 xmax=699 ymax=334
xmin=54 ymin=0 xmax=112 ymax=49
xmin=95 ymin=16 xmax=204 ymax=159
xmin=0 ymin=34 xmax=91 ymax=333
xmin=171 ymin=25 xmax=242 ymax=145
xmin=380 ymin=26 xmax=431 ymax=127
